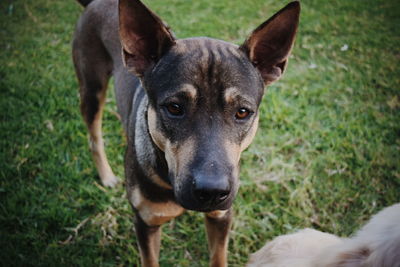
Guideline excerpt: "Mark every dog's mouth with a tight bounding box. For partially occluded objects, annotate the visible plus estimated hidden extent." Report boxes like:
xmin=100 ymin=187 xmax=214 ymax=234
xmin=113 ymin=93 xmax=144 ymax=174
xmin=178 ymin=196 xmax=234 ymax=212
xmin=178 ymin=192 xmax=234 ymax=212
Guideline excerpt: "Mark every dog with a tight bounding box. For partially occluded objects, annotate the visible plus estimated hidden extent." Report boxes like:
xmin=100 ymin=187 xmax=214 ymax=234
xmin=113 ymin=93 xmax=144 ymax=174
xmin=247 ymin=203 xmax=400 ymax=267
xmin=72 ymin=0 xmax=300 ymax=266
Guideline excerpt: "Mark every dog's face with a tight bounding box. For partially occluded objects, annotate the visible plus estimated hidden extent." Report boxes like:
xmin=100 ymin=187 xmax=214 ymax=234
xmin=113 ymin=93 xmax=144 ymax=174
xmin=144 ymin=38 xmax=263 ymax=211
xmin=119 ymin=0 xmax=300 ymax=211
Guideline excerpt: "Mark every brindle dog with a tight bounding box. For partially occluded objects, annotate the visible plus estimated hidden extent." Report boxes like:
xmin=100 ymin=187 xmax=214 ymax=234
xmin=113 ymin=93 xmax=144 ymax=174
xmin=72 ymin=0 xmax=300 ymax=266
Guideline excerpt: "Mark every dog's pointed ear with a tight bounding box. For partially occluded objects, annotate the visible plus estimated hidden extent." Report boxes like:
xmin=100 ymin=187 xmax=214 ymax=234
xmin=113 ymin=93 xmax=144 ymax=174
xmin=240 ymin=1 xmax=300 ymax=85
xmin=119 ymin=0 xmax=175 ymax=77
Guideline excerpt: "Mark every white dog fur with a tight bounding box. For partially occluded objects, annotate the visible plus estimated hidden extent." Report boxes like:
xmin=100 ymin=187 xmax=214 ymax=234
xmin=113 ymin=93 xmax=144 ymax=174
xmin=247 ymin=203 xmax=400 ymax=267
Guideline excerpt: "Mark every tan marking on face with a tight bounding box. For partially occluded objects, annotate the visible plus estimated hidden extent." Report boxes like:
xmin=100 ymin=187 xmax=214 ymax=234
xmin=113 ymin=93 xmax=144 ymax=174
xmin=175 ymin=138 xmax=196 ymax=171
xmin=241 ymin=114 xmax=259 ymax=151
xmin=224 ymin=139 xmax=241 ymax=169
xmin=148 ymin=107 xmax=196 ymax=187
xmin=130 ymin=187 xmax=185 ymax=226
xmin=224 ymin=87 xmax=239 ymax=104
xmin=206 ymin=210 xmax=228 ymax=219
xmin=178 ymin=83 xmax=197 ymax=101
xmin=224 ymin=114 xmax=259 ymax=166
xmin=147 ymin=107 xmax=176 ymax=189
xmin=147 ymin=106 xmax=167 ymax=151
xmin=165 ymin=138 xmax=196 ymax=190
xmin=224 ymin=87 xmax=254 ymax=105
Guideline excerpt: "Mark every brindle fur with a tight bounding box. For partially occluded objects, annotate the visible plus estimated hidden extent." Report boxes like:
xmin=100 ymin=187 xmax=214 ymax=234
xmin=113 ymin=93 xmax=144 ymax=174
xmin=73 ymin=0 xmax=300 ymax=266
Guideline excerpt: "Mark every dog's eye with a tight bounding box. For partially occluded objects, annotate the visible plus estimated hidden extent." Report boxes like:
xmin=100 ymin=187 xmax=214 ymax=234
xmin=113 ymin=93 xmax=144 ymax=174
xmin=166 ymin=103 xmax=184 ymax=117
xmin=235 ymin=108 xmax=252 ymax=120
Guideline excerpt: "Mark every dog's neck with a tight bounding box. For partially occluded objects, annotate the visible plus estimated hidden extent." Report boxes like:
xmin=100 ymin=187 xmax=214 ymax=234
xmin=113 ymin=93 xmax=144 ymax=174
xmin=131 ymin=93 xmax=172 ymax=190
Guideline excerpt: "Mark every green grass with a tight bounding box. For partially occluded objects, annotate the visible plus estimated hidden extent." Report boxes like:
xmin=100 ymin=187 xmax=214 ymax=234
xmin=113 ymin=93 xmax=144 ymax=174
xmin=1 ymin=0 xmax=399 ymax=266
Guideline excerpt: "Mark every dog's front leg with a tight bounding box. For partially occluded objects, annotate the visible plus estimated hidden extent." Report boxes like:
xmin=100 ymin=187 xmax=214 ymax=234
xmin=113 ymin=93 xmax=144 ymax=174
xmin=205 ymin=209 xmax=233 ymax=267
xmin=135 ymin=213 xmax=162 ymax=267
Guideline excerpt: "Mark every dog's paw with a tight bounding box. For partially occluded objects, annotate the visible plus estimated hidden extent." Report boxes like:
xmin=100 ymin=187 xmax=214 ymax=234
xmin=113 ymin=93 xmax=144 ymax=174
xmin=101 ymin=174 xmax=119 ymax=188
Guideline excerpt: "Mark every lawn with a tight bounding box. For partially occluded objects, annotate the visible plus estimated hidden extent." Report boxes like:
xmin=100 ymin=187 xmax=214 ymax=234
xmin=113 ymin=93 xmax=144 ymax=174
xmin=0 ymin=0 xmax=399 ymax=266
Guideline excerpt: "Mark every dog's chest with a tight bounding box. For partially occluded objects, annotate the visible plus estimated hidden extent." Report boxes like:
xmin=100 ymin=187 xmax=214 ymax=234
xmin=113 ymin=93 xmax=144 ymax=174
xmin=129 ymin=187 xmax=184 ymax=226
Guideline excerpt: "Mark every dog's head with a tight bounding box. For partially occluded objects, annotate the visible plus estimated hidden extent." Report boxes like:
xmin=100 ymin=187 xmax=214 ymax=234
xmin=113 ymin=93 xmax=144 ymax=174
xmin=119 ymin=0 xmax=300 ymax=211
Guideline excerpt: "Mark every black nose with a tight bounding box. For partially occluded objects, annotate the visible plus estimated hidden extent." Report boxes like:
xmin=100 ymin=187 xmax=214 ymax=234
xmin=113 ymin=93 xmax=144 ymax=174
xmin=192 ymin=176 xmax=230 ymax=206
